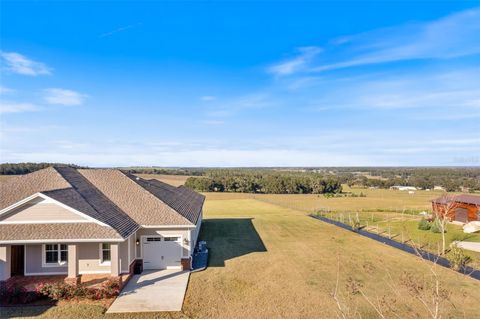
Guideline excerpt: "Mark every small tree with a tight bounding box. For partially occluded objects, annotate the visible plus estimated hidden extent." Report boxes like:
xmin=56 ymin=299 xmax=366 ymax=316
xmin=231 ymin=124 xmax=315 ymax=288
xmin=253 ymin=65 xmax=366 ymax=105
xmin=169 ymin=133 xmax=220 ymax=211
xmin=418 ymin=217 xmax=431 ymax=230
xmin=432 ymin=195 xmax=461 ymax=255
xmin=447 ymin=244 xmax=472 ymax=271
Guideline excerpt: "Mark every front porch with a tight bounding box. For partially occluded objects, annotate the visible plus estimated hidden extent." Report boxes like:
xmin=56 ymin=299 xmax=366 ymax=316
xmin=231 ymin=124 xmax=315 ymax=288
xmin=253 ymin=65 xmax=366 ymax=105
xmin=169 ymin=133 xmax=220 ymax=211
xmin=0 ymin=242 xmax=129 ymax=286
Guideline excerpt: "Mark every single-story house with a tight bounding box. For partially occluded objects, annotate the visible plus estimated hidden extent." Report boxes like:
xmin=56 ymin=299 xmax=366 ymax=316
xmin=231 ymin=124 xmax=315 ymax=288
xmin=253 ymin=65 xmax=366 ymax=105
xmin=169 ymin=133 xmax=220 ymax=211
xmin=431 ymin=194 xmax=480 ymax=223
xmin=0 ymin=167 xmax=204 ymax=287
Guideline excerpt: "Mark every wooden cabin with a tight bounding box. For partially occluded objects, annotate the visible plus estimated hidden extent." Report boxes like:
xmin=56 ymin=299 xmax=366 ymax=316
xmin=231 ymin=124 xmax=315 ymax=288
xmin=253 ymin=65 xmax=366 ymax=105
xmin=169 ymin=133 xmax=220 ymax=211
xmin=432 ymin=194 xmax=480 ymax=223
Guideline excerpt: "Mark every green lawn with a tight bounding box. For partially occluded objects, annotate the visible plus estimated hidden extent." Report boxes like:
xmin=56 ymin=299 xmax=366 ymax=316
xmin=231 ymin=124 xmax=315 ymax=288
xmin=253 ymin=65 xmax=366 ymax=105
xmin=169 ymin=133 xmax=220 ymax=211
xmin=3 ymin=195 xmax=479 ymax=318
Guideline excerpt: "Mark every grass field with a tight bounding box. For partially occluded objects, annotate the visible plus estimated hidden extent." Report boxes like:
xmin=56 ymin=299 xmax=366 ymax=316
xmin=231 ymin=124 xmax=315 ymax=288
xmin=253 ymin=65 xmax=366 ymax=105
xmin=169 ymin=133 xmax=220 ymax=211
xmin=0 ymin=175 xmax=16 ymax=182
xmin=3 ymin=193 xmax=480 ymax=319
xmin=135 ymin=174 xmax=191 ymax=187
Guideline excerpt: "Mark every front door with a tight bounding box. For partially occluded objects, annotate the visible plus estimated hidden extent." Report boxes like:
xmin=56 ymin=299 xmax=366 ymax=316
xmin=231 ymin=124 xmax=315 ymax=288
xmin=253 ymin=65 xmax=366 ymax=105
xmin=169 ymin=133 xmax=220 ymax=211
xmin=455 ymin=208 xmax=468 ymax=223
xmin=11 ymin=245 xmax=25 ymax=276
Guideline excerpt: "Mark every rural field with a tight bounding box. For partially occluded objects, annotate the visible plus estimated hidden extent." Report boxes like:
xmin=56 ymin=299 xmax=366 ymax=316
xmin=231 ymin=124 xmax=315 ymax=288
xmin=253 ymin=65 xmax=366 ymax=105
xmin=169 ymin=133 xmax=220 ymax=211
xmin=3 ymin=190 xmax=480 ymax=319
xmin=134 ymin=174 xmax=192 ymax=187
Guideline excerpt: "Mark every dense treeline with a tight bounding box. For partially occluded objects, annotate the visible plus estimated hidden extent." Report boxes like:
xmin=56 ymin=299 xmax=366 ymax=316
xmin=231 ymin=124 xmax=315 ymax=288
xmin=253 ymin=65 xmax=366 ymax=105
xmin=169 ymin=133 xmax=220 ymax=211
xmin=184 ymin=170 xmax=342 ymax=194
xmin=0 ymin=163 xmax=86 ymax=175
xmin=1 ymin=163 xmax=478 ymax=192
xmin=331 ymin=167 xmax=480 ymax=192
xmin=123 ymin=167 xmax=203 ymax=176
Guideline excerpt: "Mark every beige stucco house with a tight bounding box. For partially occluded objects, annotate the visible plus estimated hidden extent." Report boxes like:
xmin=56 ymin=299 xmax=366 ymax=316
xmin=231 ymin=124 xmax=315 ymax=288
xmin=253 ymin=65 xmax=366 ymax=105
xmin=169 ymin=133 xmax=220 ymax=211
xmin=0 ymin=167 xmax=204 ymax=286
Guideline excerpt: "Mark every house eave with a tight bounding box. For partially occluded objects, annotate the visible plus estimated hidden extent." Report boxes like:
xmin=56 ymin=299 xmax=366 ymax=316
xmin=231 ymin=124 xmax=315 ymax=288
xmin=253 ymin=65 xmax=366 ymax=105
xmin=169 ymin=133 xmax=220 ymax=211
xmin=0 ymin=238 xmax=125 ymax=244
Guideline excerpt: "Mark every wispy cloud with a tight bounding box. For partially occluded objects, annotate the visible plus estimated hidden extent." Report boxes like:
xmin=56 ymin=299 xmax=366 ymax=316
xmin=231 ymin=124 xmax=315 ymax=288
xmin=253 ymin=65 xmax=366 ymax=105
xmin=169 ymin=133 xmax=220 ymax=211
xmin=302 ymin=68 xmax=480 ymax=115
xmin=0 ymin=52 xmax=51 ymax=76
xmin=0 ymin=101 xmax=38 ymax=114
xmin=268 ymin=46 xmax=322 ymax=76
xmin=100 ymin=23 xmax=141 ymax=38
xmin=201 ymin=119 xmax=224 ymax=125
xmin=200 ymin=95 xmax=216 ymax=101
xmin=0 ymin=86 xmax=15 ymax=95
xmin=43 ymin=88 xmax=87 ymax=106
xmin=271 ymin=8 xmax=480 ymax=75
xmin=206 ymin=93 xmax=274 ymax=118
xmin=315 ymin=8 xmax=480 ymax=72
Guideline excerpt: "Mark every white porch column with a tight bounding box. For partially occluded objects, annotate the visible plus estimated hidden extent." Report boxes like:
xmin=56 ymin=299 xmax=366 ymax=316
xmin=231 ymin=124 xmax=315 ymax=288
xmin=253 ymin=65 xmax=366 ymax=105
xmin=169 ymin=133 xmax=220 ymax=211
xmin=110 ymin=243 xmax=120 ymax=277
xmin=0 ymin=245 xmax=11 ymax=282
xmin=67 ymin=244 xmax=79 ymax=279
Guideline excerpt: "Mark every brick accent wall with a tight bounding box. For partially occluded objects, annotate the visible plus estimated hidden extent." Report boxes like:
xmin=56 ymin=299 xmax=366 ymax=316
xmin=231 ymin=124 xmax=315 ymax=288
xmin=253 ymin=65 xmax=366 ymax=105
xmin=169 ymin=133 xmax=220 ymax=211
xmin=64 ymin=276 xmax=80 ymax=286
xmin=181 ymin=257 xmax=191 ymax=270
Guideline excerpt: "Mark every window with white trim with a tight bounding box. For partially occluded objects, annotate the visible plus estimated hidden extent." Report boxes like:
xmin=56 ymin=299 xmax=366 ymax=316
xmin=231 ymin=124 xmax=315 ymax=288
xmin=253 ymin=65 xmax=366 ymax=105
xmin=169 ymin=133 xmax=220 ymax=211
xmin=100 ymin=243 xmax=111 ymax=264
xmin=44 ymin=244 xmax=68 ymax=266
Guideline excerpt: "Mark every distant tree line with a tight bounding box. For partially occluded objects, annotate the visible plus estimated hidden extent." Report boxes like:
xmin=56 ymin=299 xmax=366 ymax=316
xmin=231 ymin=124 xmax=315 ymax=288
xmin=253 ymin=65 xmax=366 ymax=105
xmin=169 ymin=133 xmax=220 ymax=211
xmin=334 ymin=167 xmax=480 ymax=192
xmin=184 ymin=170 xmax=342 ymax=194
xmin=1 ymin=163 xmax=478 ymax=192
xmin=0 ymin=163 xmax=86 ymax=175
xmin=123 ymin=167 xmax=203 ymax=176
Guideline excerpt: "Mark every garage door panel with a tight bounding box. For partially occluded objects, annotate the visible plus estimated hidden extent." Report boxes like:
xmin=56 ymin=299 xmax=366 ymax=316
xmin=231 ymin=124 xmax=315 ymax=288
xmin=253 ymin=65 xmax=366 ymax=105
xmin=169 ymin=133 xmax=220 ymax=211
xmin=142 ymin=236 xmax=182 ymax=270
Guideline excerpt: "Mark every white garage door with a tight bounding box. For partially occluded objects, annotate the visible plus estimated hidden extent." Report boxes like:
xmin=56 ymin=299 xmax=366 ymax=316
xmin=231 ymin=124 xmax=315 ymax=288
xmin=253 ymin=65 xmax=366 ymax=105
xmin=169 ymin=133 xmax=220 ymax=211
xmin=142 ymin=236 xmax=182 ymax=270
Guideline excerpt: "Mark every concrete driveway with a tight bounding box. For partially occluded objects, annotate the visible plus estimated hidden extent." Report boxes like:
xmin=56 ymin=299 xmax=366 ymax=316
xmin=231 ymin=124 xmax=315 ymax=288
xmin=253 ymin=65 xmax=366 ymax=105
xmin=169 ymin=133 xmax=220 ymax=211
xmin=455 ymin=241 xmax=480 ymax=252
xmin=107 ymin=269 xmax=190 ymax=313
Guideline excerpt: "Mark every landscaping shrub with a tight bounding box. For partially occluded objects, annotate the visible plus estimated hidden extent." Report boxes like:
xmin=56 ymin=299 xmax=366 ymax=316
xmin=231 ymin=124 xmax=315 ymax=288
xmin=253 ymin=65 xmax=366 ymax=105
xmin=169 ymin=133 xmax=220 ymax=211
xmin=0 ymin=283 xmax=38 ymax=304
xmin=417 ymin=217 xmax=431 ymax=230
xmin=447 ymin=244 xmax=472 ymax=271
xmin=36 ymin=282 xmax=74 ymax=300
xmin=35 ymin=278 xmax=121 ymax=301
xmin=102 ymin=278 xmax=121 ymax=297
xmin=430 ymin=218 xmax=446 ymax=233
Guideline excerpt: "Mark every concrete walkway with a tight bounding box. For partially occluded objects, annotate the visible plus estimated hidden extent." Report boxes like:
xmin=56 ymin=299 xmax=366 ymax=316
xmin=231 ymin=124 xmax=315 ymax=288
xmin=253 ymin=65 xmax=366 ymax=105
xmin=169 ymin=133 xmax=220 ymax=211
xmin=107 ymin=269 xmax=190 ymax=313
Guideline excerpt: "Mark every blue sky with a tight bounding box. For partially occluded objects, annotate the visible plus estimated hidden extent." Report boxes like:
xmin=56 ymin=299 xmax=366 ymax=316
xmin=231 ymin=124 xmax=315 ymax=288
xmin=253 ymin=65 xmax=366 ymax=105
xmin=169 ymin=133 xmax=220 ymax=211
xmin=1 ymin=1 xmax=479 ymax=167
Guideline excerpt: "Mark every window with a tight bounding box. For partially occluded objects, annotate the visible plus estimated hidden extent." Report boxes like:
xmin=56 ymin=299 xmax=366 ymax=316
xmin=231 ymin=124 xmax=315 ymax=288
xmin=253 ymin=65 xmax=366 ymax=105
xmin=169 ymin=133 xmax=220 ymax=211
xmin=146 ymin=237 xmax=161 ymax=242
xmin=60 ymin=244 xmax=68 ymax=263
xmin=100 ymin=243 xmax=111 ymax=264
xmin=164 ymin=236 xmax=180 ymax=242
xmin=44 ymin=244 xmax=68 ymax=266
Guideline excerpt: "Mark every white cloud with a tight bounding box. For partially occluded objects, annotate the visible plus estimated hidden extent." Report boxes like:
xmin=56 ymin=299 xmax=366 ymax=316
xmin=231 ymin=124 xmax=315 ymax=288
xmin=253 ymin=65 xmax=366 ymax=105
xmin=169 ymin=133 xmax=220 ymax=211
xmin=306 ymin=68 xmax=480 ymax=114
xmin=43 ymin=88 xmax=87 ymax=106
xmin=268 ymin=46 xmax=322 ymax=76
xmin=200 ymin=95 xmax=216 ymax=101
xmin=201 ymin=119 xmax=224 ymax=125
xmin=0 ymin=86 xmax=15 ymax=95
xmin=311 ymin=8 xmax=480 ymax=72
xmin=0 ymin=101 xmax=38 ymax=114
xmin=100 ymin=23 xmax=141 ymax=38
xmin=206 ymin=93 xmax=274 ymax=118
xmin=0 ymin=52 xmax=51 ymax=76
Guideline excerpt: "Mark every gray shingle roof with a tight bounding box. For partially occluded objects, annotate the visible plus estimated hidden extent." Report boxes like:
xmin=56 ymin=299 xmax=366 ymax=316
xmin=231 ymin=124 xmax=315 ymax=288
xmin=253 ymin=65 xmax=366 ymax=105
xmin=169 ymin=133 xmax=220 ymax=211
xmin=126 ymin=175 xmax=204 ymax=224
xmin=0 ymin=223 xmax=122 ymax=241
xmin=0 ymin=167 xmax=204 ymax=241
xmin=53 ymin=167 xmax=140 ymax=238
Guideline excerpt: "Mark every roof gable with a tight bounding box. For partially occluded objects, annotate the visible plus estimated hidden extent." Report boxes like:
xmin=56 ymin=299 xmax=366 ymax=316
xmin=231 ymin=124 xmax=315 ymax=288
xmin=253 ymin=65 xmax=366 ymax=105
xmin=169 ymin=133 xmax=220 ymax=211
xmin=0 ymin=167 xmax=70 ymax=210
xmin=0 ymin=195 xmax=89 ymax=224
